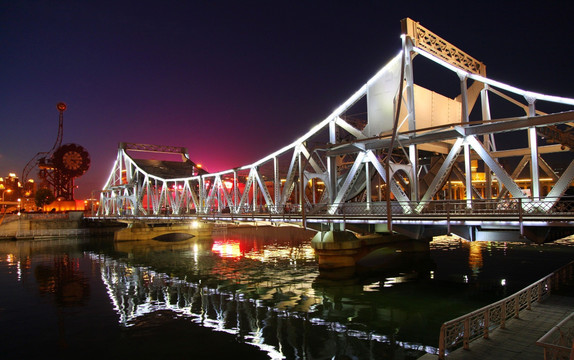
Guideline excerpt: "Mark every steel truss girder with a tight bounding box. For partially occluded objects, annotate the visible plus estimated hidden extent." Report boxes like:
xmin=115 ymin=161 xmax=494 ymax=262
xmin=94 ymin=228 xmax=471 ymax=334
xmin=98 ymin=28 xmax=574 ymax=221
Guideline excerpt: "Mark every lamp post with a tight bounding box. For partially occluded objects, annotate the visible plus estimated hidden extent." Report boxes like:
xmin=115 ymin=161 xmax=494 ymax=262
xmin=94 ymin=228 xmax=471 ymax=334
xmin=17 ymin=198 xmax=21 ymax=238
xmin=1 ymin=189 xmax=12 ymax=201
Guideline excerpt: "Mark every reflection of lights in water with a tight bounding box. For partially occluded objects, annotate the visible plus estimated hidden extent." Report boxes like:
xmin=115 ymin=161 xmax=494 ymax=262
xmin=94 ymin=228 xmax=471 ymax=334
xmin=383 ymin=274 xmax=415 ymax=288
xmin=429 ymin=235 xmax=464 ymax=251
xmin=91 ymin=252 xmax=437 ymax=359
xmin=212 ymin=240 xmax=242 ymax=258
xmin=245 ymin=245 xmax=315 ymax=264
xmin=6 ymin=254 xmax=22 ymax=281
xmin=468 ymin=241 xmax=484 ymax=276
xmin=363 ymin=281 xmax=380 ymax=292
xmin=463 ymin=275 xmax=469 ymax=283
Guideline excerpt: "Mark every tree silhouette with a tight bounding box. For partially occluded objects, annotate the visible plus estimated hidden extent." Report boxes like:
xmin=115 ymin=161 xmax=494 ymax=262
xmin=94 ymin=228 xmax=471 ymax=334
xmin=35 ymin=187 xmax=55 ymax=210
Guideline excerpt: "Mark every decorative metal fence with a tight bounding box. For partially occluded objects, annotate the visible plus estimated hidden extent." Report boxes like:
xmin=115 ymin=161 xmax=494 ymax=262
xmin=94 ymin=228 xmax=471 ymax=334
xmin=536 ymin=312 xmax=574 ymax=360
xmin=438 ymin=261 xmax=574 ymax=359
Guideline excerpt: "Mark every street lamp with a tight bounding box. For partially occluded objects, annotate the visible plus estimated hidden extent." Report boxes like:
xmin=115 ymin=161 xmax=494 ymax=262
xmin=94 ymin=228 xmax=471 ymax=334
xmin=1 ymin=189 xmax=12 ymax=201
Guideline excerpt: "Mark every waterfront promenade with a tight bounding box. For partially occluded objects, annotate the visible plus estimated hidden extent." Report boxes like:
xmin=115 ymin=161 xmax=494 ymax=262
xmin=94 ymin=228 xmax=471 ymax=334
xmin=420 ymin=293 xmax=574 ymax=360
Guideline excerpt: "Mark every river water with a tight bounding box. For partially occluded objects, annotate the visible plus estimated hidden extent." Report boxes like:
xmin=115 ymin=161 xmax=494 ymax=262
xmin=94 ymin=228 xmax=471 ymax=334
xmin=1 ymin=227 xmax=573 ymax=360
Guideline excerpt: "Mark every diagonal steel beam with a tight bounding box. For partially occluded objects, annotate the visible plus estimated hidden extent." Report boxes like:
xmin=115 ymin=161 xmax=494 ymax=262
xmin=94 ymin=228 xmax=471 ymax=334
xmin=365 ymin=150 xmax=411 ymax=205
xmin=417 ymin=137 xmax=464 ymax=212
xmin=545 ymin=159 xmax=574 ymax=203
xmin=466 ymin=135 xmax=526 ymax=200
xmin=329 ymin=152 xmax=366 ymax=214
xmin=253 ymin=167 xmax=274 ymax=211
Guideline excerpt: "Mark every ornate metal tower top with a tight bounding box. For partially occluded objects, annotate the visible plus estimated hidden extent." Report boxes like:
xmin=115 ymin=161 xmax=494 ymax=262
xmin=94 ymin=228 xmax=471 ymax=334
xmin=401 ymin=17 xmax=486 ymax=76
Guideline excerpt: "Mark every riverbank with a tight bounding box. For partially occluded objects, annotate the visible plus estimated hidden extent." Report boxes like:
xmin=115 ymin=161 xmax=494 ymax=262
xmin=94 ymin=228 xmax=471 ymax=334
xmin=0 ymin=212 xmax=124 ymax=240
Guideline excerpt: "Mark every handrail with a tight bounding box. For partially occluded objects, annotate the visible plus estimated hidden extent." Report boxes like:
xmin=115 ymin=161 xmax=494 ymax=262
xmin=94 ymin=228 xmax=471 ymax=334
xmin=95 ymin=197 xmax=574 ymax=219
xmin=437 ymin=261 xmax=574 ymax=359
xmin=536 ymin=312 xmax=574 ymax=360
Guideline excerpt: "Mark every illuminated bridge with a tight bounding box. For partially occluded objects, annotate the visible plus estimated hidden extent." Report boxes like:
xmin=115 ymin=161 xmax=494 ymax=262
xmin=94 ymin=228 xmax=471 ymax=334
xmin=96 ymin=18 xmax=574 ymax=243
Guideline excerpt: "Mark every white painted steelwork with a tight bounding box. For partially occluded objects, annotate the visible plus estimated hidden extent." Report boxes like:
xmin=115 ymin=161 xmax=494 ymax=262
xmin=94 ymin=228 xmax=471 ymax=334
xmin=98 ymin=18 xmax=574 ymax=232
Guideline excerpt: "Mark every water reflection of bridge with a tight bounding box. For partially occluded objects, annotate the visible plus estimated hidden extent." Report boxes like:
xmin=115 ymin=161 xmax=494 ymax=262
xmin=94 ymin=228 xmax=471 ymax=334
xmin=92 ymin=250 xmax=439 ymax=359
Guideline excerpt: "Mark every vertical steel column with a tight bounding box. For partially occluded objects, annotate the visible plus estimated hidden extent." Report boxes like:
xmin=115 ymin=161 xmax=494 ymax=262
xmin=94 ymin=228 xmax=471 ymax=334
xmin=274 ymin=156 xmax=280 ymax=213
xmin=405 ymin=38 xmax=419 ymax=201
xmin=199 ymin=176 xmax=204 ymax=214
xmin=365 ymin=162 xmax=371 ymax=211
xmin=299 ymin=151 xmax=306 ymax=227
xmin=481 ymin=87 xmax=493 ymax=200
xmin=327 ymin=120 xmax=337 ymax=205
xmin=252 ymin=171 xmax=258 ymax=212
xmin=217 ymin=180 xmax=222 ymax=213
xmin=527 ymin=98 xmax=540 ymax=199
xmin=459 ymin=74 xmax=473 ymax=207
xmin=327 ymin=120 xmax=337 ymax=229
xmin=233 ymin=170 xmax=238 ymax=213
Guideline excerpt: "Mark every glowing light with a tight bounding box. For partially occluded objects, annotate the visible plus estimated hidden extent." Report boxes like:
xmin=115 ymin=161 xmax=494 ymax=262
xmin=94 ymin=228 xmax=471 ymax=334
xmin=212 ymin=239 xmax=242 ymax=258
xmin=363 ymin=281 xmax=380 ymax=292
xmin=224 ymin=181 xmax=233 ymax=190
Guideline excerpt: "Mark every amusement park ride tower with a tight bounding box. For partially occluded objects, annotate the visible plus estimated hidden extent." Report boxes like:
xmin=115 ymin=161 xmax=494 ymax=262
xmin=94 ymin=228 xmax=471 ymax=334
xmin=22 ymin=103 xmax=90 ymax=200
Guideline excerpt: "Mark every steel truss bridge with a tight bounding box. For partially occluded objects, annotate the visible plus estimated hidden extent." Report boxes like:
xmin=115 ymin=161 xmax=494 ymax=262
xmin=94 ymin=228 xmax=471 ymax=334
xmin=97 ymin=18 xmax=574 ymax=242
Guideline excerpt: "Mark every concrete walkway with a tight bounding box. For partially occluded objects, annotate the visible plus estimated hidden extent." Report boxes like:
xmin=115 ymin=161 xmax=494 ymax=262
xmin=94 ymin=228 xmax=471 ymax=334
xmin=419 ymin=295 xmax=574 ymax=360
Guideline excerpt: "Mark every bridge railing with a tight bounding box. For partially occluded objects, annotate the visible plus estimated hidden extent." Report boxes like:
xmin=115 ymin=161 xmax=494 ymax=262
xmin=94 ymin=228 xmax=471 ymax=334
xmin=437 ymin=261 xmax=574 ymax=359
xmin=298 ymin=197 xmax=574 ymax=218
xmin=94 ymin=197 xmax=574 ymax=221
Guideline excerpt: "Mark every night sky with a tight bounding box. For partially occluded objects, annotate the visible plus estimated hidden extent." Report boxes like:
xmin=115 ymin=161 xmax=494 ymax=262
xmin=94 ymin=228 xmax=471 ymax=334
xmin=2 ymin=1 xmax=573 ymax=199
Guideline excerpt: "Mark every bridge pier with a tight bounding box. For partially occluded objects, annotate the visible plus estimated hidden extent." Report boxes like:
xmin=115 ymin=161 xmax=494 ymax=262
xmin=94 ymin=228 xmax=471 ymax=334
xmin=310 ymin=230 xmax=430 ymax=270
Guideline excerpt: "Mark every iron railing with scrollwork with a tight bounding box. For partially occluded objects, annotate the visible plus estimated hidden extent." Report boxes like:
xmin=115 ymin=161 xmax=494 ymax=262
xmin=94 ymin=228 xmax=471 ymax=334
xmin=437 ymin=261 xmax=574 ymax=359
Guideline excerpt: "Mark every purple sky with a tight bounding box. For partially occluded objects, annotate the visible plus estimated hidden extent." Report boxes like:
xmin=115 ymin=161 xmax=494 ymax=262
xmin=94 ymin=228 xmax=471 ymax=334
xmin=1 ymin=1 xmax=573 ymax=199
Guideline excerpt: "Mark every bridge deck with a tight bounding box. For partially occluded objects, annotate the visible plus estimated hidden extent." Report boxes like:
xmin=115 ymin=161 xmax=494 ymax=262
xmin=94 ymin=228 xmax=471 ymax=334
xmin=420 ymin=294 xmax=574 ymax=360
